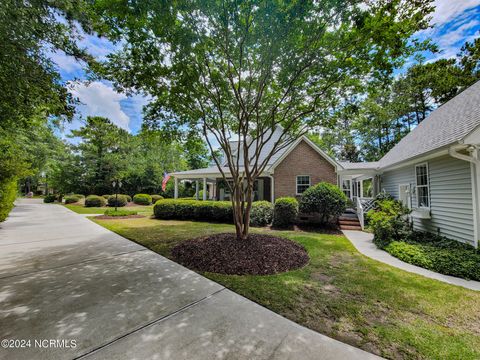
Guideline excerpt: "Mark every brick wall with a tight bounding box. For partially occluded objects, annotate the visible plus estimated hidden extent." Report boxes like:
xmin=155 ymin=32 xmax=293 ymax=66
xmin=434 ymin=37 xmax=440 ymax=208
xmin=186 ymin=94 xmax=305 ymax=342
xmin=273 ymin=140 xmax=337 ymax=199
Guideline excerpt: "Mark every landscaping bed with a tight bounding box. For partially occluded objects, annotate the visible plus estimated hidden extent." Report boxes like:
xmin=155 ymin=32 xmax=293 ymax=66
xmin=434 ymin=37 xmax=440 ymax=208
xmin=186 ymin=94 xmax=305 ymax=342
xmin=172 ymin=233 xmax=309 ymax=275
xmin=95 ymin=214 xmax=145 ymax=219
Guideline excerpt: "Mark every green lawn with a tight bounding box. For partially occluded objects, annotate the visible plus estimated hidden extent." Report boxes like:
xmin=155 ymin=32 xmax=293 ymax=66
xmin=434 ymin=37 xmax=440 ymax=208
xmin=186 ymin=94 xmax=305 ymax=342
xmin=92 ymin=217 xmax=480 ymax=359
xmin=64 ymin=204 xmax=154 ymax=215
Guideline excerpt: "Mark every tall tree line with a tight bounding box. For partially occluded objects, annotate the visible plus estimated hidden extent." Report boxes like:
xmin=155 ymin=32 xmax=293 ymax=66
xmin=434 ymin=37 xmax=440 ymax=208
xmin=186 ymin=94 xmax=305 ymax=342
xmin=323 ymin=37 xmax=480 ymax=162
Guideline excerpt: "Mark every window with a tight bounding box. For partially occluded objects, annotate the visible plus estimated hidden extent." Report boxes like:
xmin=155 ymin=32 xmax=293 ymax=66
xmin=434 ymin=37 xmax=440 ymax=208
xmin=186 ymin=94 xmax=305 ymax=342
xmin=415 ymin=163 xmax=430 ymax=208
xmin=296 ymin=175 xmax=311 ymax=195
xmin=362 ymin=178 xmax=373 ymax=198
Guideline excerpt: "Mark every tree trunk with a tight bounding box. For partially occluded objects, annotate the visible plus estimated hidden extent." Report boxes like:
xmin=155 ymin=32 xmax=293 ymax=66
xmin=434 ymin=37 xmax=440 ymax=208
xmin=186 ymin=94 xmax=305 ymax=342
xmin=231 ymin=181 xmax=254 ymax=241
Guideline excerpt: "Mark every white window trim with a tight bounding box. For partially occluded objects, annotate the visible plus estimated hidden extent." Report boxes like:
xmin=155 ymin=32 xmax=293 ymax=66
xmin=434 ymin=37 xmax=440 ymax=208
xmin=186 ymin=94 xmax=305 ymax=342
xmin=415 ymin=162 xmax=430 ymax=209
xmin=296 ymin=175 xmax=311 ymax=195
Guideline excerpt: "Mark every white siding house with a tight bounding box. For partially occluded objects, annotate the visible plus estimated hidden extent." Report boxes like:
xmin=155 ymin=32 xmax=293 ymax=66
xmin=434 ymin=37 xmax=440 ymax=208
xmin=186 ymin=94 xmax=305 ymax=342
xmin=338 ymin=80 xmax=480 ymax=248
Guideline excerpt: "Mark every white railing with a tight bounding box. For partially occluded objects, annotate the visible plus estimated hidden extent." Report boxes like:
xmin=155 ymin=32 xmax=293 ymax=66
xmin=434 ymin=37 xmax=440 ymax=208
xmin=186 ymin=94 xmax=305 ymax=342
xmin=356 ymin=197 xmax=375 ymax=230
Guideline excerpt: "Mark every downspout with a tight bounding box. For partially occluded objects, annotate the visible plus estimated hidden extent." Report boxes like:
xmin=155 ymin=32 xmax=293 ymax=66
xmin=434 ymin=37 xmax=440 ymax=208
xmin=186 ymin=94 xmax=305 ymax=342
xmin=268 ymin=174 xmax=275 ymax=204
xmin=449 ymin=144 xmax=480 ymax=248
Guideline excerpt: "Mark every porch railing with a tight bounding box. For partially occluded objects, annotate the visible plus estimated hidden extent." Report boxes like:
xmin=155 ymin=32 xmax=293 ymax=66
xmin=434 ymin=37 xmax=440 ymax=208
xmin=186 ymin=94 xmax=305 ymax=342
xmin=356 ymin=197 xmax=375 ymax=230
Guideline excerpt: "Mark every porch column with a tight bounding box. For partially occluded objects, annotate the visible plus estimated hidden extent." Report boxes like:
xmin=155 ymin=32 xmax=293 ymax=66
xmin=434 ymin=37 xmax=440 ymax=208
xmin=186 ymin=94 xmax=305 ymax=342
xmin=174 ymin=177 xmax=178 ymax=199
xmin=203 ymin=177 xmax=207 ymax=201
xmin=195 ymin=180 xmax=199 ymax=200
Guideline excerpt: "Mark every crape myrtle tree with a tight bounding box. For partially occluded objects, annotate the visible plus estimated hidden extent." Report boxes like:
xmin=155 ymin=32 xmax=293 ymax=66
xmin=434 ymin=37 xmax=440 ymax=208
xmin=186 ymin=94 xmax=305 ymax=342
xmin=96 ymin=0 xmax=434 ymax=240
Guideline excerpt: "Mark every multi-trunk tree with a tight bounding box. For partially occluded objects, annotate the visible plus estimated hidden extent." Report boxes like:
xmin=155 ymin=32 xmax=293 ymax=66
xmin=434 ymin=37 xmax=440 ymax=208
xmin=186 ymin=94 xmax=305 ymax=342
xmin=95 ymin=0 xmax=434 ymax=240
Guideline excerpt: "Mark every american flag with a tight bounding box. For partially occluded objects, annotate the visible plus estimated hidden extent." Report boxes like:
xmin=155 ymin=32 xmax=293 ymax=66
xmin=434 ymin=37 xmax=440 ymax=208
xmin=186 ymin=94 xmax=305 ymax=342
xmin=162 ymin=172 xmax=171 ymax=192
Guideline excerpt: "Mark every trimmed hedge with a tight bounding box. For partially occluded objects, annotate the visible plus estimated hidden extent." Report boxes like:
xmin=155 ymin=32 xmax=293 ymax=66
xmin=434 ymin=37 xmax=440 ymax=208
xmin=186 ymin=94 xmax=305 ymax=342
xmin=0 ymin=179 xmax=17 ymax=222
xmin=43 ymin=194 xmax=56 ymax=203
xmin=151 ymin=194 xmax=164 ymax=203
xmin=133 ymin=193 xmax=152 ymax=205
xmin=154 ymin=199 xmax=233 ymax=223
xmin=104 ymin=209 xmax=138 ymax=216
xmin=102 ymin=194 xmax=110 ymax=199
xmin=273 ymin=197 xmax=298 ymax=228
xmin=250 ymin=201 xmax=273 ymax=227
xmin=107 ymin=194 xmax=128 ymax=207
xmin=299 ymin=182 xmax=347 ymax=223
xmin=85 ymin=195 xmax=106 ymax=207
xmin=65 ymin=194 xmax=83 ymax=204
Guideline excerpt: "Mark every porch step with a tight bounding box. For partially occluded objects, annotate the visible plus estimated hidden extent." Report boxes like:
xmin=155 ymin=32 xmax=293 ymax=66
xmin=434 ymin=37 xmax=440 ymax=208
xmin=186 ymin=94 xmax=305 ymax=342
xmin=339 ymin=225 xmax=363 ymax=231
xmin=338 ymin=212 xmax=362 ymax=231
xmin=338 ymin=219 xmax=361 ymax=226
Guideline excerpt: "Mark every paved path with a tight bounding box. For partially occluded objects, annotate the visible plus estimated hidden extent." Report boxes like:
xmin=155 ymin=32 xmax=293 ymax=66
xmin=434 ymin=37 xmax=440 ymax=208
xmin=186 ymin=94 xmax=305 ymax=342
xmin=0 ymin=199 xmax=379 ymax=360
xmin=343 ymin=230 xmax=480 ymax=291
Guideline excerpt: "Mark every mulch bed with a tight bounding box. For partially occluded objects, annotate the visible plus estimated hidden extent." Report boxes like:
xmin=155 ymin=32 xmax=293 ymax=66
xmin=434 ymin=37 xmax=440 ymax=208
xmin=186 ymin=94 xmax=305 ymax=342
xmin=171 ymin=233 xmax=309 ymax=275
xmin=94 ymin=215 xmax=145 ymax=220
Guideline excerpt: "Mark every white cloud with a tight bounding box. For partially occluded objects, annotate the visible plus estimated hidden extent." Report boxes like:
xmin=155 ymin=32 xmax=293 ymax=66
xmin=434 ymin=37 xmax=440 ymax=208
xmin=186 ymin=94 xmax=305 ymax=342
xmin=430 ymin=0 xmax=480 ymax=26
xmin=69 ymin=81 xmax=131 ymax=131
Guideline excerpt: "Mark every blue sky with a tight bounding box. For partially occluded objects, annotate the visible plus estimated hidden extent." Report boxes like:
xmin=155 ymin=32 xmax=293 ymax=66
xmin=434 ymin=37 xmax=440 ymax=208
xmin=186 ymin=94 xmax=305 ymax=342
xmin=52 ymin=0 xmax=480 ymax=137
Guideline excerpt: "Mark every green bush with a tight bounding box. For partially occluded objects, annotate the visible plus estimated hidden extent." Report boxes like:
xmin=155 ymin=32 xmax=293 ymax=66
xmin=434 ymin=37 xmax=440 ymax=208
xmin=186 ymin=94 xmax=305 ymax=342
xmin=273 ymin=197 xmax=299 ymax=228
xmin=85 ymin=195 xmax=106 ymax=207
xmin=299 ymin=182 xmax=347 ymax=223
xmin=133 ymin=193 xmax=152 ymax=205
xmin=102 ymin=194 xmax=110 ymax=199
xmin=107 ymin=194 xmax=128 ymax=207
xmin=367 ymin=199 xmax=411 ymax=248
xmin=43 ymin=194 xmax=56 ymax=203
xmin=153 ymin=199 xmax=233 ymax=222
xmin=104 ymin=209 xmax=138 ymax=216
xmin=0 ymin=179 xmax=17 ymax=222
xmin=384 ymin=239 xmax=480 ymax=281
xmin=64 ymin=194 xmax=83 ymax=204
xmin=250 ymin=201 xmax=273 ymax=227
xmin=151 ymin=194 xmax=164 ymax=203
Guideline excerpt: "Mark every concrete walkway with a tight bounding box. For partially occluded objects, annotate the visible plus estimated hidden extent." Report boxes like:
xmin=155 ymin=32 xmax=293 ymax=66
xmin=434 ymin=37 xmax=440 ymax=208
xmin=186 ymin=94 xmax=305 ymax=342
xmin=0 ymin=199 xmax=379 ymax=360
xmin=343 ymin=230 xmax=480 ymax=291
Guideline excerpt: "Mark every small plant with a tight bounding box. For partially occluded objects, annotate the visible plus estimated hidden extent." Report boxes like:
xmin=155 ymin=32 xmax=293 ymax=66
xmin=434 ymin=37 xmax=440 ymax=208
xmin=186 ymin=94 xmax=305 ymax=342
xmin=64 ymin=194 xmax=83 ymax=204
xmin=43 ymin=194 xmax=56 ymax=203
xmin=133 ymin=193 xmax=152 ymax=205
xmin=299 ymin=182 xmax=347 ymax=223
xmin=85 ymin=195 xmax=106 ymax=207
xmin=107 ymin=194 xmax=128 ymax=207
xmin=273 ymin=197 xmax=299 ymax=228
xmin=367 ymin=199 xmax=411 ymax=248
xmin=104 ymin=208 xmax=138 ymax=216
xmin=151 ymin=194 xmax=164 ymax=203
xmin=250 ymin=201 xmax=273 ymax=227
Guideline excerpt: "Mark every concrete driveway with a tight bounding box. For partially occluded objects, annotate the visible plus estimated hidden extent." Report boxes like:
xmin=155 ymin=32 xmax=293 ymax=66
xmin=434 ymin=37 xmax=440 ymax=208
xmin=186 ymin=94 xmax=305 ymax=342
xmin=0 ymin=199 xmax=379 ymax=360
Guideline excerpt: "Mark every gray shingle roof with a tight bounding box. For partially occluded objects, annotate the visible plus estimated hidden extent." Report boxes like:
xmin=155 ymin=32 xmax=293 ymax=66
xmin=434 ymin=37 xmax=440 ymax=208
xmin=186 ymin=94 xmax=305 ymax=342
xmin=378 ymin=80 xmax=480 ymax=168
xmin=338 ymin=161 xmax=379 ymax=170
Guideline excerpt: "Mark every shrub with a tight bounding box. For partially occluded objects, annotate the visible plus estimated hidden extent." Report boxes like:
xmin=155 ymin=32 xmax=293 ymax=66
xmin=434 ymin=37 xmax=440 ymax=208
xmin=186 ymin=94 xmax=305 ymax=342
xmin=250 ymin=201 xmax=273 ymax=227
xmin=133 ymin=193 xmax=152 ymax=205
xmin=85 ymin=195 xmax=106 ymax=207
xmin=43 ymin=194 xmax=56 ymax=203
xmin=102 ymin=194 xmax=110 ymax=199
xmin=384 ymin=239 xmax=480 ymax=281
xmin=0 ymin=179 xmax=17 ymax=222
xmin=273 ymin=197 xmax=298 ymax=228
xmin=367 ymin=199 xmax=411 ymax=248
xmin=104 ymin=209 xmax=138 ymax=216
xmin=64 ymin=195 xmax=83 ymax=204
xmin=107 ymin=194 xmax=128 ymax=207
xmin=153 ymin=199 xmax=233 ymax=222
xmin=151 ymin=194 xmax=164 ymax=203
xmin=299 ymin=182 xmax=347 ymax=223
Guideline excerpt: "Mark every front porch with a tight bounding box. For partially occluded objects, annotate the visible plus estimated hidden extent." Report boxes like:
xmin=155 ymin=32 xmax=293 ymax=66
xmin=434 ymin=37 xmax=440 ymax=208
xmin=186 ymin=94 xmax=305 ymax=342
xmin=170 ymin=168 xmax=272 ymax=202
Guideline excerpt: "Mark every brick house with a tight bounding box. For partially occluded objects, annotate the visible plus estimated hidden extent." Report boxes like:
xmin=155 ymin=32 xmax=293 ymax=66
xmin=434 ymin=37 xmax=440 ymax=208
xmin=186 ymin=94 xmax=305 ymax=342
xmin=171 ymin=126 xmax=340 ymax=202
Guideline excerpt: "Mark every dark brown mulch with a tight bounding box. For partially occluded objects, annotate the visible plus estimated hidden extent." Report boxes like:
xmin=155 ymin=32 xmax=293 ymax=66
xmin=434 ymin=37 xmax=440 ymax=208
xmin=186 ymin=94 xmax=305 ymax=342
xmin=95 ymin=215 xmax=145 ymax=220
xmin=171 ymin=233 xmax=309 ymax=275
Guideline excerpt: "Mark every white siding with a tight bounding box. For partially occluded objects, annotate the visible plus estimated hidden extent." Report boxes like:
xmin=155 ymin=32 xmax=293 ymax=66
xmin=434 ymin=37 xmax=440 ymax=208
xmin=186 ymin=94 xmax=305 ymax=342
xmin=380 ymin=155 xmax=475 ymax=246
